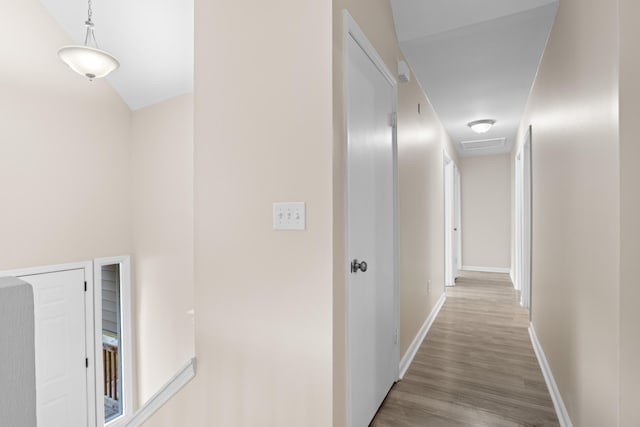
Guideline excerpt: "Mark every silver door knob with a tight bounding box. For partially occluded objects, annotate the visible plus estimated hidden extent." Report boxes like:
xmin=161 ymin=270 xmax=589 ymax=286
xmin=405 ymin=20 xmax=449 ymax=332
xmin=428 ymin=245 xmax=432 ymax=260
xmin=351 ymin=259 xmax=368 ymax=273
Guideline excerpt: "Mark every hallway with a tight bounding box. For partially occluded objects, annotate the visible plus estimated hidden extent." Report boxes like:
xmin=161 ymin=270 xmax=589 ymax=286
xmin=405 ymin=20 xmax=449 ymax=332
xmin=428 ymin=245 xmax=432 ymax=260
xmin=371 ymin=272 xmax=559 ymax=426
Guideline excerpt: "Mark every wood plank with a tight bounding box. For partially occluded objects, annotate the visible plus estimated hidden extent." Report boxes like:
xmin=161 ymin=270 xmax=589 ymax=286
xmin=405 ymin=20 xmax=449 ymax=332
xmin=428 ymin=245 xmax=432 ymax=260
xmin=371 ymin=272 xmax=559 ymax=426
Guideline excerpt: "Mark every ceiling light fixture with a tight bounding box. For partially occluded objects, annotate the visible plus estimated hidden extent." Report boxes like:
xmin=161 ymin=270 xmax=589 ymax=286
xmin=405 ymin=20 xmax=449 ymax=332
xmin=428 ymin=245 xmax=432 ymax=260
xmin=467 ymin=119 xmax=496 ymax=134
xmin=58 ymin=0 xmax=119 ymax=81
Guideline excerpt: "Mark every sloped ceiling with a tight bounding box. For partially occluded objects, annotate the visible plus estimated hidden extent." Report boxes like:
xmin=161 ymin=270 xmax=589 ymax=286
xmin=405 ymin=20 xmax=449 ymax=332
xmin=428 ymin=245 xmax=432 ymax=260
xmin=391 ymin=0 xmax=558 ymax=156
xmin=38 ymin=0 xmax=556 ymax=132
xmin=39 ymin=0 xmax=193 ymax=110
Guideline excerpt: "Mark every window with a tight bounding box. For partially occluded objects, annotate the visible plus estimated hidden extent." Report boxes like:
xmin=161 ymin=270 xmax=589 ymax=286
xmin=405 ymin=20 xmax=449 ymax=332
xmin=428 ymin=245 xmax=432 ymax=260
xmin=94 ymin=256 xmax=132 ymax=426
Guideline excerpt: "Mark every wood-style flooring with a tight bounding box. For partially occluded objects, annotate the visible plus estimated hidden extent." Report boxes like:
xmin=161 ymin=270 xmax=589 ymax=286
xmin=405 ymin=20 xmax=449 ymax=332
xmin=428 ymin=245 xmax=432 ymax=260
xmin=371 ymin=271 xmax=559 ymax=427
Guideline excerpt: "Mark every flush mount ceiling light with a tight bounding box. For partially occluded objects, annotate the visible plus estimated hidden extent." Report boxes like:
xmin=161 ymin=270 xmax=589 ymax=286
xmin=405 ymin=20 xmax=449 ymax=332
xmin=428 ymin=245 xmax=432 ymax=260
xmin=58 ymin=0 xmax=119 ymax=81
xmin=467 ymin=119 xmax=496 ymax=134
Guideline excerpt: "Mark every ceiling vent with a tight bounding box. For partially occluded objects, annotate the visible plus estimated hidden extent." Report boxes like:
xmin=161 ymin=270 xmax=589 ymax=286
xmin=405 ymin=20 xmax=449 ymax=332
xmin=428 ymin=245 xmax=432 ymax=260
xmin=460 ymin=137 xmax=506 ymax=151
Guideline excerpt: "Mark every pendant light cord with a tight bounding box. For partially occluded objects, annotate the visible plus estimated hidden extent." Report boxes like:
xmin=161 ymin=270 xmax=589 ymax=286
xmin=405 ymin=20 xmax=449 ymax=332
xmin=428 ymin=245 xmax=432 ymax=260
xmin=83 ymin=0 xmax=100 ymax=48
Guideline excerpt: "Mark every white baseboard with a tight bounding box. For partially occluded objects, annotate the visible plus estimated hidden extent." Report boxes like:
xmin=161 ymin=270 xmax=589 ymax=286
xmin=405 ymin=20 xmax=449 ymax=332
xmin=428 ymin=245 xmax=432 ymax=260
xmin=125 ymin=357 xmax=197 ymax=427
xmin=529 ymin=324 xmax=573 ymax=427
xmin=399 ymin=293 xmax=446 ymax=379
xmin=461 ymin=265 xmax=511 ymax=274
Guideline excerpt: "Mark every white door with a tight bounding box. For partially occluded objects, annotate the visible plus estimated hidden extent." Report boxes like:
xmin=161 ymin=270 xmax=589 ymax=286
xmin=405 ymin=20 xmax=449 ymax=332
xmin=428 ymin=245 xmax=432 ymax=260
xmin=453 ymin=165 xmax=462 ymax=277
xmin=345 ymin=13 xmax=398 ymax=427
xmin=444 ymin=155 xmax=455 ymax=286
xmin=21 ymin=269 xmax=89 ymax=427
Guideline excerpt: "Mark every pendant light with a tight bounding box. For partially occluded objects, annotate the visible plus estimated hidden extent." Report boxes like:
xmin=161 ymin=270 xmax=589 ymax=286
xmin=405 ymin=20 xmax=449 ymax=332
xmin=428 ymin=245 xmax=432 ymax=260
xmin=58 ymin=0 xmax=119 ymax=81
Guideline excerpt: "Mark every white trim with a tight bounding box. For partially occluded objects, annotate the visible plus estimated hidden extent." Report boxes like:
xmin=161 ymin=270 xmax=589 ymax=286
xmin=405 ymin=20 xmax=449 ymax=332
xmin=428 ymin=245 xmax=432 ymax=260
xmin=461 ymin=266 xmax=511 ymax=274
xmin=443 ymin=152 xmax=453 ymax=287
xmin=529 ymin=324 xmax=573 ymax=427
xmin=0 ymin=261 xmax=92 ymax=279
xmin=0 ymin=261 xmax=96 ymax=427
xmin=443 ymin=152 xmax=460 ymax=287
xmin=399 ymin=293 xmax=446 ymax=379
xmin=454 ymin=166 xmax=462 ymax=274
xmin=124 ymin=358 xmax=197 ymax=427
xmin=94 ymin=256 xmax=133 ymax=427
xmin=343 ymin=11 xmax=397 ymax=86
xmin=392 ymin=78 xmax=401 ymax=384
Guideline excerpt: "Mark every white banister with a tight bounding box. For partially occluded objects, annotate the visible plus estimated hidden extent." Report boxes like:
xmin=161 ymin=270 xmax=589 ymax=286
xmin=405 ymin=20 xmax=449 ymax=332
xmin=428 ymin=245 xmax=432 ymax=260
xmin=124 ymin=357 xmax=196 ymax=427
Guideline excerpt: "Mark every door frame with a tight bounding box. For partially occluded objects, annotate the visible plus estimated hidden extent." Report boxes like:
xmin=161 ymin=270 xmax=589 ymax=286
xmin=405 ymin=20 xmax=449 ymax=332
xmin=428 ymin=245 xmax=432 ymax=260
xmin=343 ymin=10 xmax=400 ymax=427
xmin=443 ymin=151 xmax=458 ymax=287
xmin=0 ymin=261 xmax=97 ymax=427
xmin=515 ymin=126 xmax=533 ymax=313
xmin=454 ymin=165 xmax=462 ymax=274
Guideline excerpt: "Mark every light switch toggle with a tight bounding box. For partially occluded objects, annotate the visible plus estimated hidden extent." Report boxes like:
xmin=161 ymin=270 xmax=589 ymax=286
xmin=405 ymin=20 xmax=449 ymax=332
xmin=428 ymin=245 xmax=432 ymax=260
xmin=273 ymin=202 xmax=306 ymax=230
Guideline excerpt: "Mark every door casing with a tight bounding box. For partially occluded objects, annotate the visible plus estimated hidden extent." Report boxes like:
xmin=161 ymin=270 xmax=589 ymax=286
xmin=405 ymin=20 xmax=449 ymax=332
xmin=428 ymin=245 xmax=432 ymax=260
xmin=516 ymin=126 xmax=533 ymax=313
xmin=454 ymin=166 xmax=462 ymax=274
xmin=444 ymin=151 xmax=459 ymax=287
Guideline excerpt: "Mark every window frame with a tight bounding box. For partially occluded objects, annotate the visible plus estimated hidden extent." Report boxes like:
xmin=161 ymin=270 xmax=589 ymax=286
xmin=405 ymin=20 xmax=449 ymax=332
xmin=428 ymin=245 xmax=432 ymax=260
xmin=93 ymin=256 xmax=133 ymax=427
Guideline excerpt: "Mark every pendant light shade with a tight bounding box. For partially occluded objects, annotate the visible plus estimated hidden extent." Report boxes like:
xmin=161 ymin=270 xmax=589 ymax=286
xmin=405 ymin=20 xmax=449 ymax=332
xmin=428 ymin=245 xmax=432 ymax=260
xmin=58 ymin=0 xmax=119 ymax=80
xmin=58 ymin=46 xmax=119 ymax=80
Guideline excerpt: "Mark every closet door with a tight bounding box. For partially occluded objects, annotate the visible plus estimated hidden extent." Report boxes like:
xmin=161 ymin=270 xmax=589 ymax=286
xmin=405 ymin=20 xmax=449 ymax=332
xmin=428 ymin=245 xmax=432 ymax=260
xmin=23 ymin=269 xmax=88 ymax=427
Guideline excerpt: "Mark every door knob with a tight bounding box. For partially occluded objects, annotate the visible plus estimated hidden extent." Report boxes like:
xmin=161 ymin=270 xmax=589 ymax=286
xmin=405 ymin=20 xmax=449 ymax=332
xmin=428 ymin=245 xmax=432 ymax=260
xmin=351 ymin=259 xmax=368 ymax=273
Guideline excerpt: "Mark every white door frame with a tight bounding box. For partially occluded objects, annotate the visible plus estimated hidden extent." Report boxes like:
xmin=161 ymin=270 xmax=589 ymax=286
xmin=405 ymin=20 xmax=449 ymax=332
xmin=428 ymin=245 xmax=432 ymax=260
xmin=454 ymin=166 xmax=462 ymax=274
xmin=343 ymin=10 xmax=400 ymax=427
xmin=0 ymin=261 xmax=97 ymax=427
xmin=515 ymin=126 xmax=532 ymax=312
xmin=443 ymin=151 xmax=457 ymax=286
xmin=515 ymin=153 xmax=522 ymax=292
xmin=93 ymin=256 xmax=133 ymax=427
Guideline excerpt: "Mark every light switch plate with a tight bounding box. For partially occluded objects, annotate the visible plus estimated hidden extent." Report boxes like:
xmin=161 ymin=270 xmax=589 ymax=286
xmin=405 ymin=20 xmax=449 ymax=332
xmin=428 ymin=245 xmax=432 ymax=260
xmin=273 ymin=202 xmax=306 ymax=230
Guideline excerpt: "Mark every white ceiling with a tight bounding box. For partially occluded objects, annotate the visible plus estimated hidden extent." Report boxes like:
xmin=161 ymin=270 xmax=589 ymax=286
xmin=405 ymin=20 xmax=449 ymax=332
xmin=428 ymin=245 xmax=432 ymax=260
xmin=391 ymin=0 xmax=559 ymax=157
xmin=39 ymin=0 xmax=193 ymax=110
xmin=37 ymin=0 xmax=555 ymax=139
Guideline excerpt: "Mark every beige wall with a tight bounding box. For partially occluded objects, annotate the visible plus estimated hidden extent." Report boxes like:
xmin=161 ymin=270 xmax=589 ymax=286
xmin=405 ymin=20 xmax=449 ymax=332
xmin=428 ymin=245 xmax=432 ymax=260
xmin=397 ymin=82 xmax=456 ymax=353
xmin=153 ymin=1 xmax=335 ymax=426
xmin=131 ymin=94 xmax=195 ymax=404
xmin=332 ymin=1 xmax=457 ymax=425
xmin=0 ymin=0 xmax=132 ymax=270
xmin=619 ymin=0 xmax=640 ymax=423
xmin=511 ymin=0 xmax=620 ymax=424
xmin=147 ymin=1 xmax=458 ymax=426
xmin=0 ymin=0 xmax=196 ymax=415
xmin=460 ymin=154 xmax=511 ymax=270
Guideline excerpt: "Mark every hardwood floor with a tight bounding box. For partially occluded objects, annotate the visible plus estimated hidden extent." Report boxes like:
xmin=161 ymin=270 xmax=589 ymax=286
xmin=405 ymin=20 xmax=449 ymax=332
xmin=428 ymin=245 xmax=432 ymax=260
xmin=371 ymin=271 xmax=559 ymax=427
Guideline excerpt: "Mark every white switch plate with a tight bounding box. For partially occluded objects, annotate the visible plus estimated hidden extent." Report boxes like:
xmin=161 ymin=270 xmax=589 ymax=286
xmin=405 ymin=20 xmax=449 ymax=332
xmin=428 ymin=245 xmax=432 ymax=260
xmin=273 ymin=202 xmax=306 ymax=230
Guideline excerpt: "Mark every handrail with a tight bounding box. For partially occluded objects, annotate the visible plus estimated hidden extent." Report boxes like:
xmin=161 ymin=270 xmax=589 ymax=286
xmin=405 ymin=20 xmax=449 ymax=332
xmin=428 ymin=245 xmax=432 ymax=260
xmin=123 ymin=357 xmax=196 ymax=427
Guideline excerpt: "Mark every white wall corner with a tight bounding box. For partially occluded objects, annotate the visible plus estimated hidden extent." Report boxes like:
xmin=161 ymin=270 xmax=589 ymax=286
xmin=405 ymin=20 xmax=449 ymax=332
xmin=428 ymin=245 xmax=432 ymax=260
xmin=528 ymin=324 xmax=573 ymax=427
xmin=399 ymin=293 xmax=446 ymax=379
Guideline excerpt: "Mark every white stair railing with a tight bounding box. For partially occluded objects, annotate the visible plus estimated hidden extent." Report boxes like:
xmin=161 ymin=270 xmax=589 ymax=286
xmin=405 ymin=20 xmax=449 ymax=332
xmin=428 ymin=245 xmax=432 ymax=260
xmin=124 ymin=357 xmax=196 ymax=427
